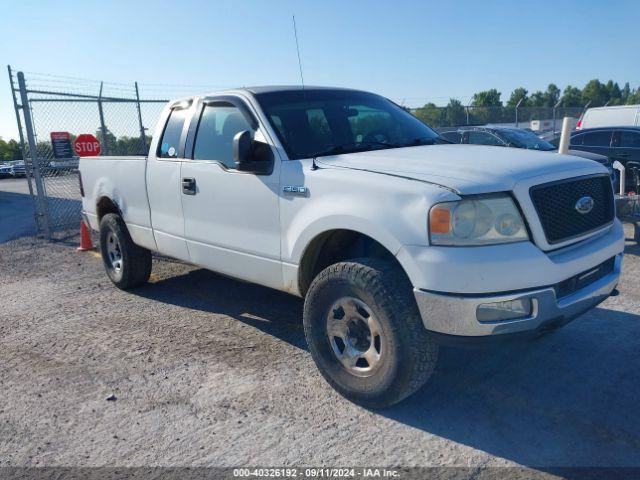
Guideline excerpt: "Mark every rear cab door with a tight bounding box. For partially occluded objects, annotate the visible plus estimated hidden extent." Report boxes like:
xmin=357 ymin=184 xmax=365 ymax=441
xmin=146 ymin=99 xmax=195 ymax=261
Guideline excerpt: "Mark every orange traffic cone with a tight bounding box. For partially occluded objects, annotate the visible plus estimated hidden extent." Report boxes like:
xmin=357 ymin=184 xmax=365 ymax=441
xmin=78 ymin=220 xmax=94 ymax=251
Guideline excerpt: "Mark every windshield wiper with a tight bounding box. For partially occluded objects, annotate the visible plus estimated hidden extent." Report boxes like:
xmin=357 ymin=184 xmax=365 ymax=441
xmin=406 ymin=136 xmax=449 ymax=146
xmin=309 ymin=141 xmax=401 ymax=159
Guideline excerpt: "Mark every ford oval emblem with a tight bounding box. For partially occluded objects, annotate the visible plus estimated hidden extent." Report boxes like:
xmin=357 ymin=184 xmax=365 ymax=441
xmin=575 ymin=196 xmax=595 ymax=214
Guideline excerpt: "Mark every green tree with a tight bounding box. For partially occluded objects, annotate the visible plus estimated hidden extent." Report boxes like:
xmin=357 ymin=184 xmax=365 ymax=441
xmin=581 ymin=79 xmax=608 ymax=107
xmin=544 ymin=84 xmax=561 ymax=107
xmin=413 ymin=102 xmax=443 ymax=127
xmin=95 ymin=128 xmax=118 ymax=154
xmin=628 ymin=87 xmax=640 ymax=105
xmin=529 ymin=91 xmax=546 ymax=107
xmin=0 ymin=138 xmax=22 ymax=160
xmin=561 ymin=85 xmax=583 ymax=107
xmin=506 ymin=88 xmax=528 ymax=107
xmin=605 ymin=80 xmax=622 ymax=105
xmin=621 ymin=82 xmax=631 ymax=104
xmin=471 ymin=89 xmax=502 ymax=107
xmin=444 ymin=98 xmax=466 ymax=126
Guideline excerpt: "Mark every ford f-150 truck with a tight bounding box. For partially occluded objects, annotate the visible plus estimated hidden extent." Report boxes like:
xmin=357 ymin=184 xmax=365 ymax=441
xmin=80 ymin=87 xmax=624 ymax=407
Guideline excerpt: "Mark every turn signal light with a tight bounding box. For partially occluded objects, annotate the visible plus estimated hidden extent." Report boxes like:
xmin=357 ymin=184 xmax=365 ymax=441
xmin=429 ymin=206 xmax=451 ymax=234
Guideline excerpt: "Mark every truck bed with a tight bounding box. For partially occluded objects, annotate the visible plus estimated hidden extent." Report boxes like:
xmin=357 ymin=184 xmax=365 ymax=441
xmin=79 ymin=156 xmax=155 ymax=249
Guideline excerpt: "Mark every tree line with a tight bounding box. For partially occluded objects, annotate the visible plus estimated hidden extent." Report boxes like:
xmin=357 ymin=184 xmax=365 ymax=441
xmin=2 ymin=78 xmax=640 ymax=156
xmin=413 ymin=79 xmax=640 ymax=128
xmin=0 ymin=138 xmax=21 ymax=161
xmin=0 ymin=130 xmax=151 ymax=162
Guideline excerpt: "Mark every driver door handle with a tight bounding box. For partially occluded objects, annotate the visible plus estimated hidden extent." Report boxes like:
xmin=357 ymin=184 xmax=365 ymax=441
xmin=182 ymin=177 xmax=196 ymax=195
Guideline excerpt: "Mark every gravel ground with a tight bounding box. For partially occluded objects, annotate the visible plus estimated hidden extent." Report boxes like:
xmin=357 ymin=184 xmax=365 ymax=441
xmin=1 ymin=227 xmax=639 ymax=472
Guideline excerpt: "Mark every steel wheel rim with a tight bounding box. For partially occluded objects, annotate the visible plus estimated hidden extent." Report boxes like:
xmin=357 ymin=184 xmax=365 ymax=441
xmin=106 ymin=231 xmax=123 ymax=273
xmin=326 ymin=296 xmax=383 ymax=377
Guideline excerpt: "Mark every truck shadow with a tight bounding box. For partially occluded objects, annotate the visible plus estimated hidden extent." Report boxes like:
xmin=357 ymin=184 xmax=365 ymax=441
xmin=133 ymin=268 xmax=640 ymax=469
xmin=381 ymin=306 xmax=640 ymax=469
xmin=135 ymin=267 xmax=307 ymax=350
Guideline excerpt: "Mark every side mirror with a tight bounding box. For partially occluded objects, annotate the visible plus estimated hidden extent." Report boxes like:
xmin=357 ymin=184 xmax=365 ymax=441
xmin=233 ymin=130 xmax=273 ymax=175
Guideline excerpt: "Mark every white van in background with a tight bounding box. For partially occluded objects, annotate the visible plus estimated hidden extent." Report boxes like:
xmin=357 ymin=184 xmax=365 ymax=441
xmin=577 ymin=105 xmax=640 ymax=130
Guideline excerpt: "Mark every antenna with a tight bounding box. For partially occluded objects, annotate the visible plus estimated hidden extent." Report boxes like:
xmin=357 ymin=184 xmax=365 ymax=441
xmin=292 ymin=15 xmax=305 ymax=91
xmin=293 ymin=15 xmax=319 ymax=170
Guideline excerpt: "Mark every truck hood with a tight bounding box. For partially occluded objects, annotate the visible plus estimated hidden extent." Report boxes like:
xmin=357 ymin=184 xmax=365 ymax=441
xmin=317 ymin=144 xmax=606 ymax=194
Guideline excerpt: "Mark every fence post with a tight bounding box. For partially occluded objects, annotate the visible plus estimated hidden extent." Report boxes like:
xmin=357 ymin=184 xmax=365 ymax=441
xmin=97 ymin=82 xmax=109 ymax=155
xmin=134 ymin=82 xmax=147 ymax=154
xmin=17 ymin=71 xmax=51 ymax=239
xmin=515 ymin=98 xmax=524 ymax=128
xmin=8 ymin=65 xmax=35 ymax=198
xmin=552 ymin=99 xmax=562 ymax=135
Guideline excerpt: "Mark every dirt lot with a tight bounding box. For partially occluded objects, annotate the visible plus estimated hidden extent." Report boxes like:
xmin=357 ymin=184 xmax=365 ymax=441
xmin=1 ymin=221 xmax=640 ymax=472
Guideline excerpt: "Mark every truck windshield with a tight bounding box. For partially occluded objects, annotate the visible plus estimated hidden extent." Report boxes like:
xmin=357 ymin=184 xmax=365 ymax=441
xmin=255 ymin=89 xmax=443 ymax=160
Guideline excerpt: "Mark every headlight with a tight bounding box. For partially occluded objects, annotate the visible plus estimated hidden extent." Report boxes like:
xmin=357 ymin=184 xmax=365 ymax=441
xmin=429 ymin=195 xmax=528 ymax=246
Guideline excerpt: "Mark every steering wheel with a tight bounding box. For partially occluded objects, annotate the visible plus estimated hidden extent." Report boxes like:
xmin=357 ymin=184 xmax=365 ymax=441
xmin=363 ymin=130 xmax=390 ymax=144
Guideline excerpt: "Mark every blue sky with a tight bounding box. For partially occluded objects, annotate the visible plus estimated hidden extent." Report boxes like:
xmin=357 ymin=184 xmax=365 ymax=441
xmin=1 ymin=0 xmax=639 ymax=139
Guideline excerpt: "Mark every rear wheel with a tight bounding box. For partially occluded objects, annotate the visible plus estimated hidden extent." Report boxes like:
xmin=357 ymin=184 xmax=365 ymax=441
xmin=303 ymin=258 xmax=438 ymax=408
xmin=99 ymin=213 xmax=152 ymax=290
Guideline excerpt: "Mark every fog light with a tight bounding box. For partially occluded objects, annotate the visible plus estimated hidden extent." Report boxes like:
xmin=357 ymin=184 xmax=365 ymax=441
xmin=476 ymin=298 xmax=532 ymax=322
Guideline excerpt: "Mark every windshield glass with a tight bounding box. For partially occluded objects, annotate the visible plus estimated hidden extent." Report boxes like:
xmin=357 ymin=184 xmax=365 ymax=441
xmin=255 ymin=89 xmax=443 ymax=159
xmin=498 ymin=129 xmax=555 ymax=151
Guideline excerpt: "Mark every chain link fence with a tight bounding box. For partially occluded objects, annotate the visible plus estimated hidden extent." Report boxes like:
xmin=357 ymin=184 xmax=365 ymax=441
xmin=409 ymin=105 xmax=585 ymax=132
xmin=7 ymin=66 xmax=588 ymax=240
xmin=8 ymin=67 xmax=171 ymax=238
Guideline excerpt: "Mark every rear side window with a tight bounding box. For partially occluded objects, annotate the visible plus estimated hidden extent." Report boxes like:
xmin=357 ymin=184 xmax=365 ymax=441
xmin=581 ymin=131 xmax=612 ymax=147
xmin=618 ymin=131 xmax=640 ymax=148
xmin=158 ymin=108 xmax=188 ymax=158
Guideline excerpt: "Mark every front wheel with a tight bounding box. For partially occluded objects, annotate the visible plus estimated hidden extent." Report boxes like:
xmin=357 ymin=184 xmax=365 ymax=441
xmin=99 ymin=213 xmax=152 ymax=290
xmin=303 ymin=258 xmax=438 ymax=408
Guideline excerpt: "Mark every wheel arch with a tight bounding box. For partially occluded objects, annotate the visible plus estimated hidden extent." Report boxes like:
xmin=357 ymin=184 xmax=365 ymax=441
xmin=96 ymin=196 xmax=122 ymax=223
xmin=297 ymin=228 xmax=409 ymax=296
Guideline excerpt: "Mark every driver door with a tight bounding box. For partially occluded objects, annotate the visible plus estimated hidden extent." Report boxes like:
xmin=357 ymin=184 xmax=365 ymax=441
xmin=180 ymin=98 xmax=282 ymax=289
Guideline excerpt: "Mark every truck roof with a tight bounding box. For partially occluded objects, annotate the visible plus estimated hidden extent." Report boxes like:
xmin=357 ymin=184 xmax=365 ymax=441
xmin=171 ymin=85 xmax=367 ymax=104
xmin=244 ymin=85 xmax=362 ymax=94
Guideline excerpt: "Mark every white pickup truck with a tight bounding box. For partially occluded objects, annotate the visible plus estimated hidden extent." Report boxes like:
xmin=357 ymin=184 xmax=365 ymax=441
xmin=80 ymin=87 xmax=624 ymax=407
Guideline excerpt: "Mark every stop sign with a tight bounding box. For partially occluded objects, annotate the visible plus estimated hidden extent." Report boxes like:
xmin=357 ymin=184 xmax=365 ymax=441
xmin=73 ymin=134 xmax=101 ymax=157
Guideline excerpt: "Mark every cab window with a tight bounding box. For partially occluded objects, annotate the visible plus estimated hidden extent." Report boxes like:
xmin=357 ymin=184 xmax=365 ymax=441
xmin=158 ymin=108 xmax=188 ymax=158
xmin=193 ymin=103 xmax=254 ymax=169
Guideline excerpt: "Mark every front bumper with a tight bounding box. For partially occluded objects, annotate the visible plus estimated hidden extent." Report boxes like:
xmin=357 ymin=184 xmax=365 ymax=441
xmin=414 ymin=253 xmax=622 ymax=337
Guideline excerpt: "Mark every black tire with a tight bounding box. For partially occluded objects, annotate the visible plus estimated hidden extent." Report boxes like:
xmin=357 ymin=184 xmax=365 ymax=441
xmin=99 ymin=213 xmax=152 ymax=290
xmin=303 ymin=258 xmax=438 ymax=408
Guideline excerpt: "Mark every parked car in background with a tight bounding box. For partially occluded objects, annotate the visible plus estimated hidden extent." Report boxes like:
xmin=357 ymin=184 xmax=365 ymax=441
xmin=439 ymin=126 xmax=612 ymax=168
xmin=555 ymin=127 xmax=640 ymax=192
xmin=577 ymin=105 xmax=640 ymax=130
xmin=566 ymin=127 xmax=640 ymax=162
xmin=0 ymin=160 xmax=26 ymax=178
xmin=48 ymin=158 xmax=79 ymax=175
